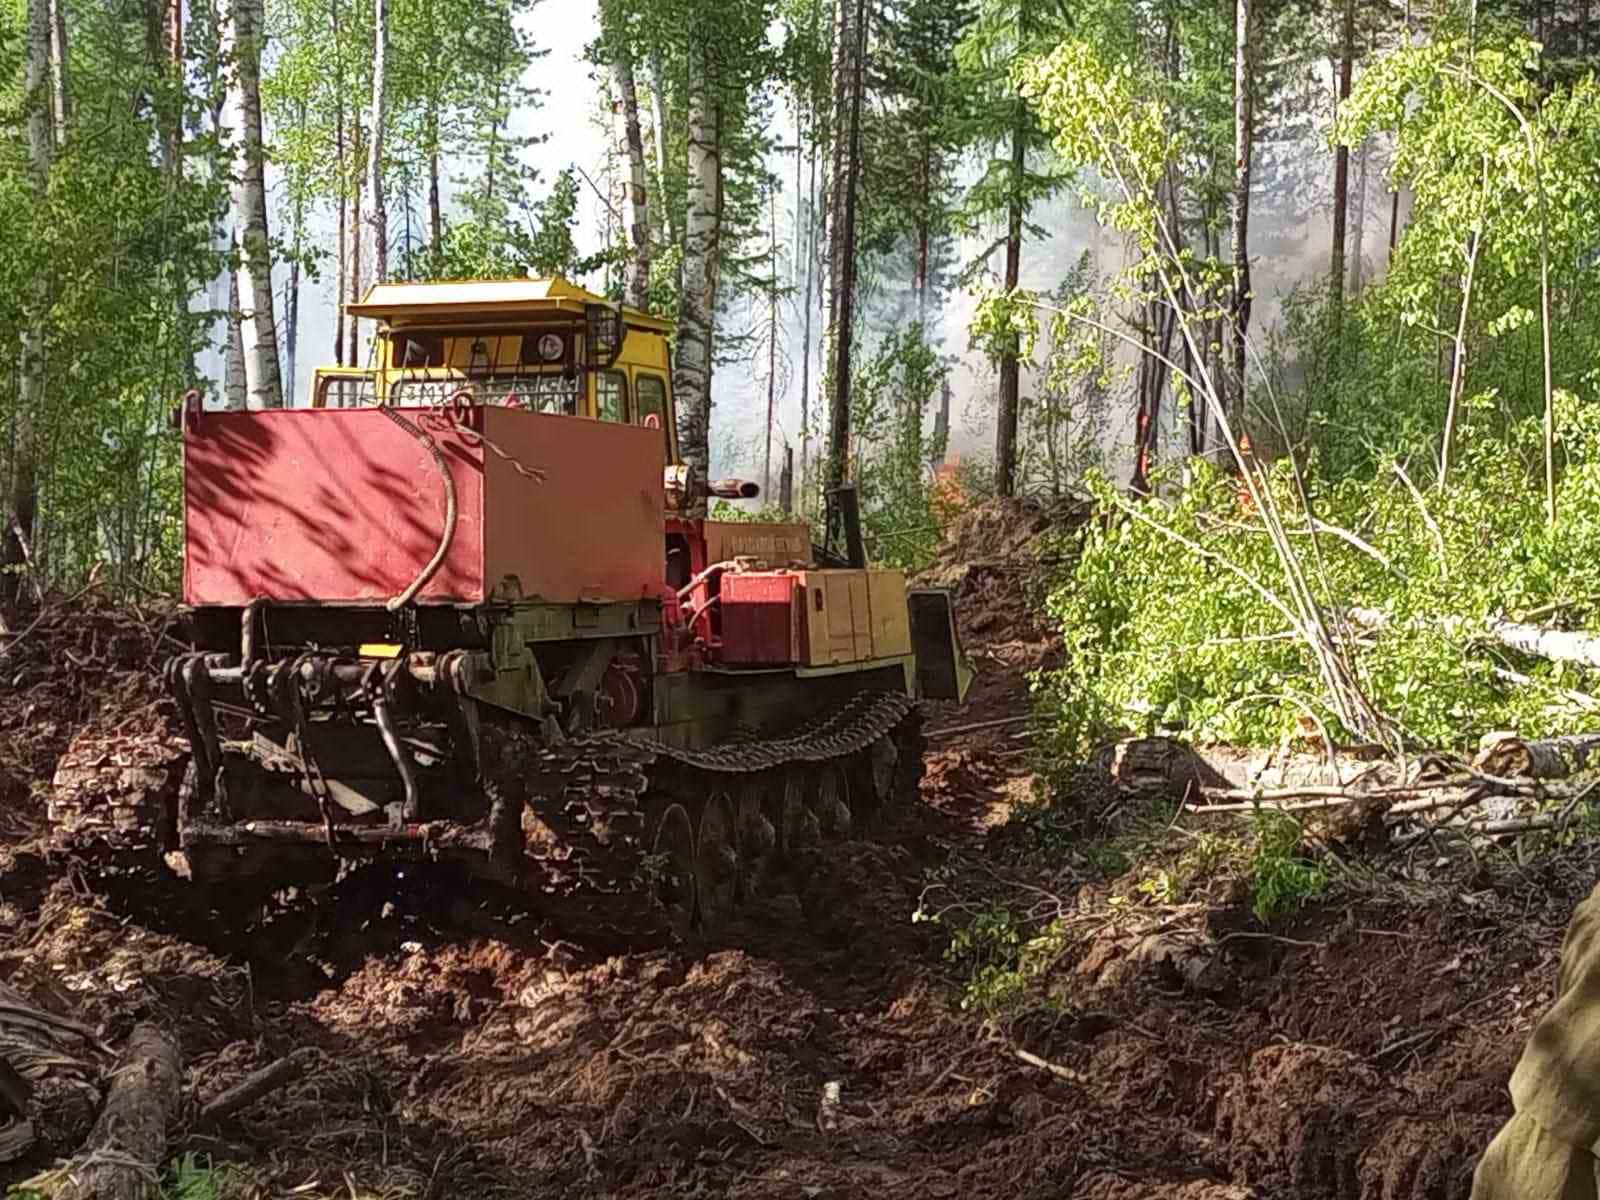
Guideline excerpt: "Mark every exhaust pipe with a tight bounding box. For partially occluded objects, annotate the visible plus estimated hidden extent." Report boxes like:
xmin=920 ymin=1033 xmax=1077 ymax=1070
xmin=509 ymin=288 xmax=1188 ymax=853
xmin=707 ymin=478 xmax=760 ymax=500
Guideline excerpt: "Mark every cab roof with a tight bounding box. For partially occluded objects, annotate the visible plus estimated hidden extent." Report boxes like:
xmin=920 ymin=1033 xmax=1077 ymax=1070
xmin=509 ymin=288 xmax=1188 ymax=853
xmin=346 ymin=277 xmax=672 ymax=332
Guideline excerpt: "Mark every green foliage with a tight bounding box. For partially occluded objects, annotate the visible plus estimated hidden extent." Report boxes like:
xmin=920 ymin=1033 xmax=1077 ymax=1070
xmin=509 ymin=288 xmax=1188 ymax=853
xmin=0 ymin=0 xmax=228 ymax=599
xmin=857 ymin=0 xmax=975 ymax=310
xmin=708 ymin=499 xmax=796 ymax=524
xmin=426 ymin=166 xmax=606 ymax=280
xmin=928 ymin=902 xmax=1070 ymax=1015
xmin=850 ymin=324 xmax=954 ymax=569
xmin=1248 ymin=809 xmax=1327 ymax=923
xmin=1040 ymin=390 xmax=1600 ymax=758
xmin=1316 ymin=29 xmax=1600 ymax=479
xmin=159 ymin=1155 xmax=248 ymax=1200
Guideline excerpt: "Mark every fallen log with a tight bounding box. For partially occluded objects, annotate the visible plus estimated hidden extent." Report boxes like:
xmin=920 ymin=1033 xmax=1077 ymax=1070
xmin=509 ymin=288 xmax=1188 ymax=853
xmin=1348 ymin=608 xmax=1600 ymax=672
xmin=1472 ymin=732 xmax=1600 ymax=780
xmin=1485 ymin=619 xmax=1600 ymax=669
xmin=196 ymin=1047 xmax=317 ymax=1128
xmin=1109 ymin=737 xmax=1390 ymax=797
xmin=41 ymin=1024 xmax=180 ymax=1200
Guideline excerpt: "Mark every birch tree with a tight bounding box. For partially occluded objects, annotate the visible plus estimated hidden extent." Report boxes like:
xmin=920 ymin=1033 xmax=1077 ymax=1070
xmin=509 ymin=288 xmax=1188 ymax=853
xmin=1229 ymin=0 xmax=1253 ymax=425
xmin=3 ymin=0 xmax=54 ymax=612
xmin=367 ymin=0 xmax=388 ymax=283
xmin=675 ymin=37 xmax=719 ymax=504
xmin=222 ymin=0 xmax=285 ymax=409
xmin=599 ymin=0 xmax=652 ymax=309
xmin=952 ymin=0 xmax=1071 ymax=497
xmin=824 ymin=0 xmax=866 ymax=496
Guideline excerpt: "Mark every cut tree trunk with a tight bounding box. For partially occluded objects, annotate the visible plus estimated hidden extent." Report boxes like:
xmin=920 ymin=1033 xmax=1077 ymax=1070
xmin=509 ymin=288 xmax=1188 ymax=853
xmin=1347 ymin=607 xmax=1600 ymax=673
xmin=1473 ymin=732 xmax=1600 ymax=780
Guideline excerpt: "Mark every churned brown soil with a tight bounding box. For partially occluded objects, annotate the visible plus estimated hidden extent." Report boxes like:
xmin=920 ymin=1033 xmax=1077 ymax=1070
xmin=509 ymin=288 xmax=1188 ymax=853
xmin=0 ymin=509 xmax=1585 ymax=1198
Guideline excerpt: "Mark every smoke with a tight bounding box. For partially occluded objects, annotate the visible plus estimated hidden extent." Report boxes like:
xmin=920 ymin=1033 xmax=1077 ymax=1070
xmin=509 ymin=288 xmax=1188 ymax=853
xmin=227 ymin=7 xmax=1399 ymax=511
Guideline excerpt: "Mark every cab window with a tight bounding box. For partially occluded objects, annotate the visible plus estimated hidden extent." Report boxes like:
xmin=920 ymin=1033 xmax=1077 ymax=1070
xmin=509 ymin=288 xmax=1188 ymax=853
xmin=637 ymin=373 xmax=669 ymax=451
xmin=598 ymin=370 xmax=629 ymax=422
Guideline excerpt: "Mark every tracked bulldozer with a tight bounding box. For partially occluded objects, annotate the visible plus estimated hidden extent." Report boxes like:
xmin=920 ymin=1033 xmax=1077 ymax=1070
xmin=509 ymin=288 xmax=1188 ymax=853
xmin=49 ymin=278 xmax=973 ymax=932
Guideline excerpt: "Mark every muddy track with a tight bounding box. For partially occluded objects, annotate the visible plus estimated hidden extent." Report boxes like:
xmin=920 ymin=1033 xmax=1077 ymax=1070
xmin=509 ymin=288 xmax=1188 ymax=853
xmin=0 ymin=575 xmax=1587 ymax=1199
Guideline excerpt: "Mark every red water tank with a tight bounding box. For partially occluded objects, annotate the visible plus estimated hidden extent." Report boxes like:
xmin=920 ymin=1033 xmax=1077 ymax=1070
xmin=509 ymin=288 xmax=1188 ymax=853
xmin=719 ymin=572 xmax=800 ymax=665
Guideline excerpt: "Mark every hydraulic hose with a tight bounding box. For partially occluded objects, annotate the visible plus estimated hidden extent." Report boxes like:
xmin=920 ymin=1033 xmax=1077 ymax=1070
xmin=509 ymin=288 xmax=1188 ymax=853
xmin=378 ymin=404 xmax=457 ymax=611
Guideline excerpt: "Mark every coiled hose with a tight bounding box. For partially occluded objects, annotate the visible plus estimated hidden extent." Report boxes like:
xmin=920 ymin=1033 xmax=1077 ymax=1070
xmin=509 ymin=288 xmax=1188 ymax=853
xmin=378 ymin=404 xmax=457 ymax=611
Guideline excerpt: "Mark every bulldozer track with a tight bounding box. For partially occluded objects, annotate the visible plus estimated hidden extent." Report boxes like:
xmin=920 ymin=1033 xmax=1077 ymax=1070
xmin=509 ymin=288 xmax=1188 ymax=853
xmin=510 ymin=689 xmax=925 ymax=933
xmin=50 ymin=690 xmax=927 ymax=940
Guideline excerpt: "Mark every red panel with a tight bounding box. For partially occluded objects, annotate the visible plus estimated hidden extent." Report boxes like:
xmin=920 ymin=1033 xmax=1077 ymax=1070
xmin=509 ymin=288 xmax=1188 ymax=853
xmin=481 ymin=408 xmax=665 ymax=604
xmin=184 ymin=409 xmax=486 ymax=606
xmin=184 ymin=406 xmax=667 ymax=609
xmin=719 ymin=573 xmax=799 ymax=665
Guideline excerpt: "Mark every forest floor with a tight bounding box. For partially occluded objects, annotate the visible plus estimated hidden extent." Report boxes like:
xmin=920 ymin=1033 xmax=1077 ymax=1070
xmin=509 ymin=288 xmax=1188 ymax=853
xmin=0 ymin=501 xmax=1591 ymax=1199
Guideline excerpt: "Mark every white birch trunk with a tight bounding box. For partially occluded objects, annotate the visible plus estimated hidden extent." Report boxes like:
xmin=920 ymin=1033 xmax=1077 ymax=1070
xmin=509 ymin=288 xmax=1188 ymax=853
xmin=7 ymin=0 xmax=53 ymax=605
xmin=47 ymin=0 xmax=67 ymax=147
xmin=224 ymin=250 xmax=247 ymax=409
xmin=673 ymin=42 xmax=719 ymax=512
xmin=366 ymin=0 xmax=387 ymax=285
xmin=1349 ymin=138 xmax=1368 ymax=296
xmin=1229 ymin=0 xmax=1254 ymax=425
xmin=221 ymin=0 xmax=284 ymax=409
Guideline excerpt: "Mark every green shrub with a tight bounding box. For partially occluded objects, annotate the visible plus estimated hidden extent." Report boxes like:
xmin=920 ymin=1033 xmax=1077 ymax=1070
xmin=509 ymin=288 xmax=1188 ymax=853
xmin=1248 ymin=809 xmax=1328 ymax=924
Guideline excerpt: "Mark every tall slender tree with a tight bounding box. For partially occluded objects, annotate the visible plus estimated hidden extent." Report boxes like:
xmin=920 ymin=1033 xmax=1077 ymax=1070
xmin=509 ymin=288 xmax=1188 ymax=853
xmin=825 ymin=0 xmax=867 ymax=496
xmin=598 ymin=0 xmax=653 ymax=309
xmin=1329 ymin=0 xmax=1355 ymax=319
xmin=367 ymin=0 xmax=388 ymax=285
xmin=675 ymin=36 xmax=720 ymax=503
xmin=222 ymin=0 xmax=285 ymax=408
xmin=4 ymin=0 xmax=55 ymax=612
xmin=1229 ymin=0 xmax=1254 ymax=426
xmin=953 ymin=0 xmax=1071 ymax=497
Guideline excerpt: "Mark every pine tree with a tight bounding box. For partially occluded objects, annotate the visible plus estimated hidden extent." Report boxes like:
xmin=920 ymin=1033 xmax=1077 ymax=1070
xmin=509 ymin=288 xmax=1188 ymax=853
xmin=952 ymin=0 xmax=1072 ymax=497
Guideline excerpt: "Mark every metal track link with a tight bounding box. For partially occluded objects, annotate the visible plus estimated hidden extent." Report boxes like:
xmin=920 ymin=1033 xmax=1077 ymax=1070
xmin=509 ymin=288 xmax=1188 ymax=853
xmin=510 ymin=690 xmax=921 ymax=904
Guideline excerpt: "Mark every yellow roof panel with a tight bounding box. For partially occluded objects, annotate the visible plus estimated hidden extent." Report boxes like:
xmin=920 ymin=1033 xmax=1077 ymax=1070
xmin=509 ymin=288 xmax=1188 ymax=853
xmin=347 ymin=277 xmax=672 ymax=331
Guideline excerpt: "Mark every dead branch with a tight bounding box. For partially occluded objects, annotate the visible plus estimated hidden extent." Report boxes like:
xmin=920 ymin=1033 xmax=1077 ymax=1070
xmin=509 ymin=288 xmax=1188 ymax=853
xmin=197 ymin=1047 xmax=317 ymax=1127
xmin=926 ymin=715 xmax=1030 ymax=739
xmin=1015 ymin=1048 xmax=1087 ymax=1085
